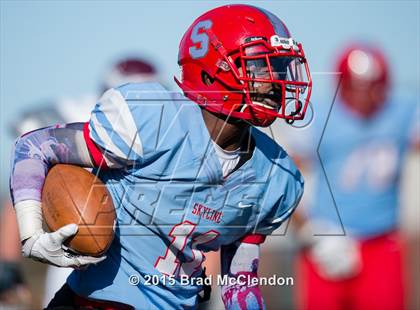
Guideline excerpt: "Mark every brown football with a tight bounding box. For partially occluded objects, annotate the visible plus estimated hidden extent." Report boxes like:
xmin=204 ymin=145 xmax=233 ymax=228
xmin=42 ymin=164 xmax=116 ymax=257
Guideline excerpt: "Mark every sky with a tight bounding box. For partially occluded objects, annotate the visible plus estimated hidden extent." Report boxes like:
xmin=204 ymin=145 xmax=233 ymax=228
xmin=1 ymin=0 xmax=419 ymax=196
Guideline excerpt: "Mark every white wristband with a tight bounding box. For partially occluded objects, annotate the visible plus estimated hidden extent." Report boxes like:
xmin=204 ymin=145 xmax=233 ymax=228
xmin=230 ymin=243 xmax=260 ymax=275
xmin=14 ymin=200 xmax=43 ymax=242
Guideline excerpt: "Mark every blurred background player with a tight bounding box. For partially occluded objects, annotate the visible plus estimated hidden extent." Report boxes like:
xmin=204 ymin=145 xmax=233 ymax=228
xmin=0 ymin=201 xmax=32 ymax=306
xmin=291 ymin=43 xmax=419 ymax=310
xmin=0 ymin=56 xmax=160 ymax=309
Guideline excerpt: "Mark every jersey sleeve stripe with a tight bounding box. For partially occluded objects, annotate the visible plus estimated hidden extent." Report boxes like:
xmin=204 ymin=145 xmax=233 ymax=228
xmin=83 ymin=122 xmax=109 ymax=168
xmin=89 ymin=112 xmax=129 ymax=160
xmin=97 ymin=89 xmax=143 ymax=157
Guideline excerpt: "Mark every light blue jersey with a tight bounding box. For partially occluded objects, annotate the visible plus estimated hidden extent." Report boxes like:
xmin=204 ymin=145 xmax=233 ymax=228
xmin=299 ymin=97 xmax=417 ymax=238
xmin=67 ymin=83 xmax=304 ymax=309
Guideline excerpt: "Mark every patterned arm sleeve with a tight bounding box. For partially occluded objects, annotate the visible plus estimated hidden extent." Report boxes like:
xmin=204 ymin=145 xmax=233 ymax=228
xmin=10 ymin=123 xmax=95 ymax=204
xmin=220 ymin=241 xmax=266 ymax=310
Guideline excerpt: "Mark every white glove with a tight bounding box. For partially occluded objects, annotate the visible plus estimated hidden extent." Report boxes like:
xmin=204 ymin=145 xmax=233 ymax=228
xmin=14 ymin=200 xmax=105 ymax=268
xmin=22 ymin=224 xmax=106 ymax=268
xmin=299 ymin=221 xmax=361 ymax=280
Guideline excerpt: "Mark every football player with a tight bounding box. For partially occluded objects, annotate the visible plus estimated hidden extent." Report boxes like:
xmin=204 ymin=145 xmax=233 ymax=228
xmin=292 ymin=44 xmax=419 ymax=310
xmin=9 ymin=5 xmax=312 ymax=309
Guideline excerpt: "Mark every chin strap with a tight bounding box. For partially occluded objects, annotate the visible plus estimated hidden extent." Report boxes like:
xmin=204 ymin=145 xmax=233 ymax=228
xmin=285 ymin=99 xmax=303 ymax=125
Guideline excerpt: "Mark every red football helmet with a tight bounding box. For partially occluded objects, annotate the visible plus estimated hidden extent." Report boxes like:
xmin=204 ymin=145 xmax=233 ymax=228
xmin=175 ymin=4 xmax=312 ymax=127
xmin=102 ymin=57 xmax=158 ymax=91
xmin=336 ymin=44 xmax=389 ymax=117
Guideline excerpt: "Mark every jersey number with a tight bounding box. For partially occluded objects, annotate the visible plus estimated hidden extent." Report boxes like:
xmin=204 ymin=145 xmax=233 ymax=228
xmin=340 ymin=142 xmax=398 ymax=191
xmin=154 ymin=221 xmax=219 ymax=277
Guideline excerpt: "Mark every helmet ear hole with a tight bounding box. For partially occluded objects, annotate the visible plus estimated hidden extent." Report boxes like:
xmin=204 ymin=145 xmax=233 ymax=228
xmin=201 ymin=71 xmax=215 ymax=86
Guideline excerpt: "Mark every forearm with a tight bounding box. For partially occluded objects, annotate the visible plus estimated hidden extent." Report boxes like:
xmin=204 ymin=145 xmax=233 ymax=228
xmin=10 ymin=123 xmax=93 ymax=241
xmin=10 ymin=123 xmax=93 ymax=205
xmin=220 ymin=242 xmax=265 ymax=310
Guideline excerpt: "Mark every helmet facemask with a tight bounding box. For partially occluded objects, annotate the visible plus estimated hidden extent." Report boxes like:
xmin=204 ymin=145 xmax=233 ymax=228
xmin=230 ymin=38 xmax=311 ymax=126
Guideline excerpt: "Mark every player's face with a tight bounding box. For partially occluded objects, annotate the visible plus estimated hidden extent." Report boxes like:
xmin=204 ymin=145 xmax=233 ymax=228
xmin=238 ymin=54 xmax=293 ymax=111
xmin=245 ymin=58 xmax=284 ymax=110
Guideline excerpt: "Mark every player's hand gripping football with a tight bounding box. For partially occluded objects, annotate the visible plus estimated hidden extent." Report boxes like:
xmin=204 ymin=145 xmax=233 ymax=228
xmin=16 ymin=200 xmax=106 ymax=268
xmin=22 ymin=224 xmax=106 ymax=268
xmin=299 ymin=221 xmax=362 ymax=280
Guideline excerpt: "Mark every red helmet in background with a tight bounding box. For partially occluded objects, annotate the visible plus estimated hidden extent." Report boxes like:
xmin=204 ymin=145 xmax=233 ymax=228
xmin=336 ymin=44 xmax=389 ymax=117
xmin=102 ymin=57 xmax=158 ymax=91
xmin=175 ymin=4 xmax=312 ymax=127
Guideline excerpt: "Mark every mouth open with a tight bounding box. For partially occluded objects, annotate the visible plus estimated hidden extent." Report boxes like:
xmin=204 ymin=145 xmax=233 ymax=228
xmin=251 ymin=99 xmax=277 ymax=110
xmin=250 ymin=89 xmax=281 ymax=111
xmin=250 ymin=85 xmax=282 ymax=111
